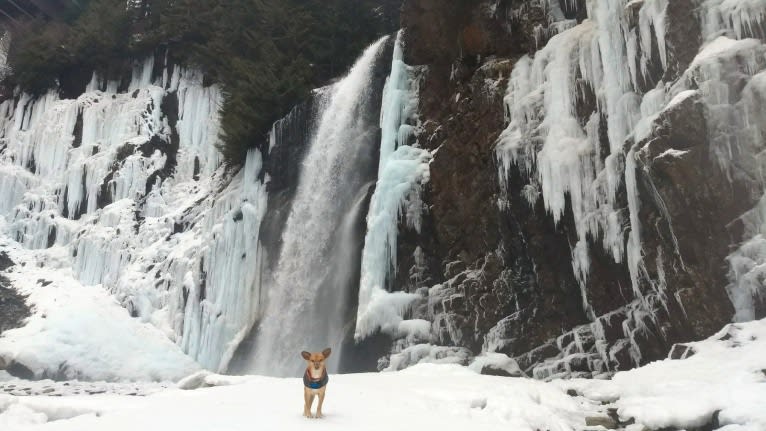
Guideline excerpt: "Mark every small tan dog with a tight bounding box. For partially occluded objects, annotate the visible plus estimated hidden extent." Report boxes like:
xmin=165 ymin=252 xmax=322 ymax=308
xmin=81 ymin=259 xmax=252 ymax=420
xmin=301 ymin=348 xmax=331 ymax=419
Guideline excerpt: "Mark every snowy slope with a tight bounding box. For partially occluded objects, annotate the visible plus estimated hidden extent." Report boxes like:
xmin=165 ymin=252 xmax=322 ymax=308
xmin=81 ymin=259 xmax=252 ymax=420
xmin=0 ymin=231 xmax=200 ymax=382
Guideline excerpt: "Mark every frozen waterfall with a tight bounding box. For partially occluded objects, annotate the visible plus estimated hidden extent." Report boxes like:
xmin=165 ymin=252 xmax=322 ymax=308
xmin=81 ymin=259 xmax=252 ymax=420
xmin=246 ymin=37 xmax=389 ymax=377
xmin=355 ymin=32 xmax=432 ymax=341
xmin=0 ymin=56 xmax=267 ymax=374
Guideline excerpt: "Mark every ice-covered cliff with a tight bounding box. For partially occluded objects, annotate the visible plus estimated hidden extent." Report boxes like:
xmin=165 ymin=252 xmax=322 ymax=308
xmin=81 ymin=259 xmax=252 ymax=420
xmin=1 ymin=0 xmax=765 ymax=382
xmin=0 ymin=56 xmax=266 ymax=379
xmin=370 ymin=0 xmax=766 ymax=378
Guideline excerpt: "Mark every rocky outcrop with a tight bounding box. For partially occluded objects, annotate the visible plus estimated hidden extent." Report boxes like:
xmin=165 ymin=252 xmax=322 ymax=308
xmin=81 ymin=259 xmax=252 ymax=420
xmin=0 ymin=252 xmax=29 ymax=337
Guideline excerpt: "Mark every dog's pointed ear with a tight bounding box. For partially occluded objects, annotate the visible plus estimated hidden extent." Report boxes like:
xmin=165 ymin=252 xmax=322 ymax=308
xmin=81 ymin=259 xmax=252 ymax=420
xmin=322 ymin=348 xmax=332 ymax=359
xmin=301 ymin=351 xmax=311 ymax=360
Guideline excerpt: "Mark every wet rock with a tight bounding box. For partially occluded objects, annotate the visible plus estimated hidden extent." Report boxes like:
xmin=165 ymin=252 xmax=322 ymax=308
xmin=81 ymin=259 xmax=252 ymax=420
xmin=0 ymin=252 xmax=13 ymax=271
xmin=668 ymin=343 xmax=696 ymax=360
xmin=6 ymin=361 xmax=35 ymax=380
xmin=585 ymin=416 xmax=619 ymax=429
xmin=0 ymin=257 xmax=30 ymax=337
xmin=479 ymin=363 xmax=523 ymax=378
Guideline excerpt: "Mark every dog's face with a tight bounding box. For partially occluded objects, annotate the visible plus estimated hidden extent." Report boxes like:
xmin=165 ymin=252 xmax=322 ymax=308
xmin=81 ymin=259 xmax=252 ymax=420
xmin=301 ymin=348 xmax=331 ymax=371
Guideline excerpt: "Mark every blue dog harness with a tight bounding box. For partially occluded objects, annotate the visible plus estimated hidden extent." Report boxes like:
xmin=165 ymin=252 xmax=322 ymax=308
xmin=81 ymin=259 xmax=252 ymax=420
xmin=303 ymin=368 xmax=329 ymax=389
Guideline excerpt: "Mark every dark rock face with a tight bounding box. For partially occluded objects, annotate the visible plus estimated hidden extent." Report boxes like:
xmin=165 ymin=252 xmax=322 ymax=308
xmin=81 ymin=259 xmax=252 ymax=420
xmin=0 ymin=253 xmax=30 ymax=337
xmin=384 ymin=0 xmax=765 ymax=378
xmin=633 ymin=95 xmax=742 ymax=339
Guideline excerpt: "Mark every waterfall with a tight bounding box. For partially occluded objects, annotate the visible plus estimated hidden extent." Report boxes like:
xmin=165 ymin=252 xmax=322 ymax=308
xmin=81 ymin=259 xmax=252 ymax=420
xmin=246 ymin=37 xmax=389 ymax=377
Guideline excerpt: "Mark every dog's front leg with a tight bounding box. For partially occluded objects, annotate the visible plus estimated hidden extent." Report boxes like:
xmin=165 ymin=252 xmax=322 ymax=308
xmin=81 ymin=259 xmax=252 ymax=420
xmin=316 ymin=388 xmax=326 ymax=419
xmin=303 ymin=389 xmax=314 ymax=418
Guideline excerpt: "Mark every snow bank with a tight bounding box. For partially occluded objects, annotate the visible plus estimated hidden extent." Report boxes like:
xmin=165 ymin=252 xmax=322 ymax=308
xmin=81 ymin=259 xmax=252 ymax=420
xmin=384 ymin=344 xmax=472 ymax=371
xmin=0 ymin=241 xmax=199 ymax=382
xmin=568 ymin=318 xmax=766 ymax=430
xmin=468 ymin=353 xmax=525 ymax=377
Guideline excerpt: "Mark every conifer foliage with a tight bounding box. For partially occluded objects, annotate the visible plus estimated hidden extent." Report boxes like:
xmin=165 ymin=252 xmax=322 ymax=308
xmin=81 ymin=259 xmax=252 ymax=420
xmin=2 ymin=0 xmax=400 ymax=165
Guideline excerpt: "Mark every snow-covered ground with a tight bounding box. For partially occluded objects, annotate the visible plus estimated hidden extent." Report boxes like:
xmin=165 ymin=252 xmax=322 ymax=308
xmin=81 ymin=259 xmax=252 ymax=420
xmin=1 ymin=364 xmax=593 ymax=431
xmin=568 ymin=319 xmax=766 ymax=431
xmin=1 ymin=319 xmax=764 ymax=431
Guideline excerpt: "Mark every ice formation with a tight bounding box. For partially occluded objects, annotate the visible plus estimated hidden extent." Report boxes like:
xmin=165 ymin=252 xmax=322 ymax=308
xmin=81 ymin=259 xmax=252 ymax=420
xmin=0 ymin=240 xmax=200 ymax=382
xmin=247 ymin=37 xmax=389 ymax=376
xmin=686 ymin=8 xmax=766 ymax=321
xmin=355 ymin=32 xmax=433 ymax=341
xmin=0 ymin=56 xmax=268 ymax=375
xmin=0 ymin=31 xmax=9 ymax=79
xmin=496 ymin=0 xmax=766 ymax=367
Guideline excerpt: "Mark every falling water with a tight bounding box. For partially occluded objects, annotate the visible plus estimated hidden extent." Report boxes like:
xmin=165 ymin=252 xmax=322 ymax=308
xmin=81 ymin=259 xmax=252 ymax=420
xmin=247 ymin=37 xmax=389 ymax=376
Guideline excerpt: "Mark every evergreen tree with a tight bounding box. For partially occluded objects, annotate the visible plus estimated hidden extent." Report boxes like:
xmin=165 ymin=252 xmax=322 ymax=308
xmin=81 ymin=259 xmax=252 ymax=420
xmin=3 ymin=0 xmax=401 ymax=166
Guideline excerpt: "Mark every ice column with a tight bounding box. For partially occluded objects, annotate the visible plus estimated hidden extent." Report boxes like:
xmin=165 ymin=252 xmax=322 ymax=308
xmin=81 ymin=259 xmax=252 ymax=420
xmin=356 ymin=32 xmax=433 ymax=340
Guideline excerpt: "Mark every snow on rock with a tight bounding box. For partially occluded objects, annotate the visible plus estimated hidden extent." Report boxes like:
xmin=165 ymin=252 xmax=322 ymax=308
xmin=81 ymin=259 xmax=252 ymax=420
xmin=176 ymin=370 xmax=250 ymax=390
xmin=468 ymin=353 xmax=525 ymax=377
xmin=568 ymin=318 xmax=766 ymax=431
xmin=654 ymin=148 xmax=690 ymax=160
xmin=686 ymin=36 xmax=764 ymax=73
xmin=663 ymin=89 xmax=698 ymax=112
xmin=383 ymin=344 xmax=472 ymax=371
xmin=0 ymin=240 xmax=199 ymax=382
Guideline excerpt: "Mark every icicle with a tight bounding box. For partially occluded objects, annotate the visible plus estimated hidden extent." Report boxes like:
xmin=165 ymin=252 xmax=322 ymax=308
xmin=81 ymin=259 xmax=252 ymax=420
xmin=175 ymin=68 xmax=223 ymax=180
xmin=495 ymin=0 xmax=693 ymax=317
xmin=701 ymin=0 xmax=766 ymax=42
